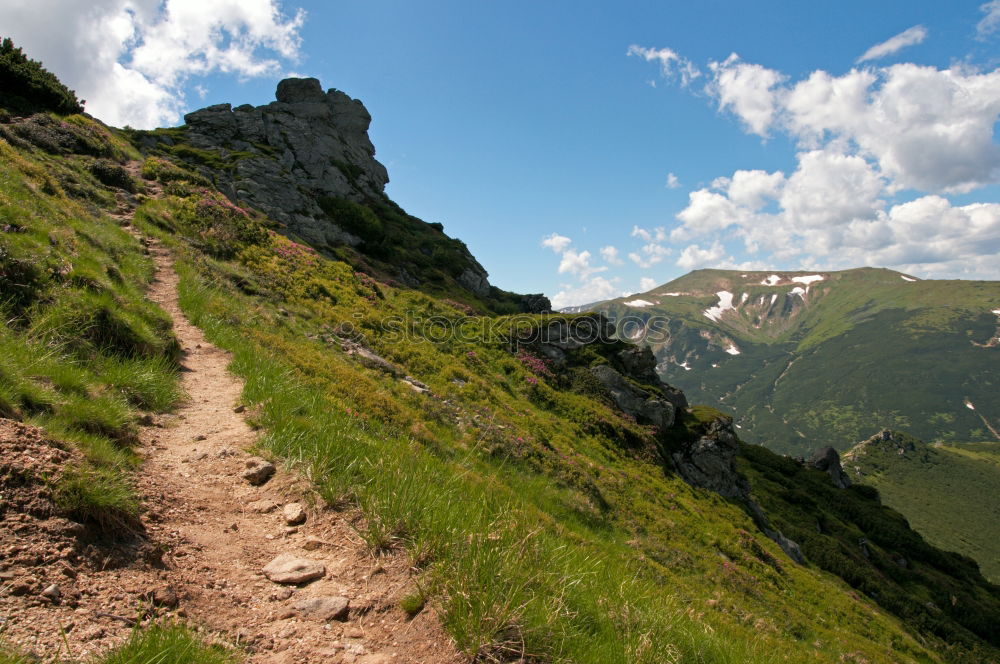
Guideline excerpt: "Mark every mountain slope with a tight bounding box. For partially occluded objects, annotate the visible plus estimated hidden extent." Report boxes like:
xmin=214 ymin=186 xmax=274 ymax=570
xmin=597 ymin=268 xmax=1000 ymax=454
xmin=3 ymin=58 xmax=1000 ymax=662
xmin=843 ymin=431 xmax=1000 ymax=583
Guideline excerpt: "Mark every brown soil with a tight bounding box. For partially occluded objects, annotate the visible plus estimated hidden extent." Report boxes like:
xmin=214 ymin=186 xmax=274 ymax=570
xmin=0 ymin=184 xmax=463 ymax=663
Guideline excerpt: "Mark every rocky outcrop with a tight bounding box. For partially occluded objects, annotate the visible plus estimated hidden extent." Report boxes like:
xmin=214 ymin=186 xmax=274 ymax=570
xmin=174 ymin=78 xmax=387 ymax=250
xmin=807 ymin=446 xmax=852 ymax=489
xmin=670 ymin=417 xmax=746 ymax=499
xmin=591 ymin=364 xmax=677 ymax=430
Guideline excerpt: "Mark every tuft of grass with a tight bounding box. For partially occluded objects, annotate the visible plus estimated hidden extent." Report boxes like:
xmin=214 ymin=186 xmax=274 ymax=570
xmin=54 ymin=465 xmax=139 ymax=531
xmin=98 ymin=355 xmax=185 ymax=411
xmin=98 ymin=623 xmax=237 ymax=664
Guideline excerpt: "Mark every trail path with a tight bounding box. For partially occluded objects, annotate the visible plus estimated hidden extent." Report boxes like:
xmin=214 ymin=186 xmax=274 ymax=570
xmin=0 ymin=175 xmax=462 ymax=662
xmin=126 ymin=234 xmax=463 ymax=662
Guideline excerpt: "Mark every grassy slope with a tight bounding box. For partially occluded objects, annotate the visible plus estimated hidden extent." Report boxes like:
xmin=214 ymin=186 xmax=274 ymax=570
xmin=127 ymin=141 xmax=1000 ymax=661
xmin=0 ymin=107 xmax=228 ymax=658
xmin=3 ymin=99 xmax=1000 ymax=661
xmin=598 ymin=269 xmax=1000 ymax=455
xmin=843 ymin=435 xmax=1000 ymax=583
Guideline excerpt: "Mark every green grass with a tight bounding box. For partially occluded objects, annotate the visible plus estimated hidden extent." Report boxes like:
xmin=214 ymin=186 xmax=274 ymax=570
xmin=99 ymin=623 xmax=236 ymax=664
xmin=598 ymin=268 xmax=1000 ymax=455
xmin=0 ymin=114 xmax=180 ymax=530
xmin=844 ymin=434 xmax=1000 ymax=583
xmin=0 ymin=623 xmax=238 ymax=664
xmin=135 ymin=209 xmax=964 ymax=662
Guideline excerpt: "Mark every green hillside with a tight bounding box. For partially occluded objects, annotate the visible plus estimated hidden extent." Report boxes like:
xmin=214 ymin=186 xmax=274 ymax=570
xmin=3 ymin=49 xmax=1000 ymax=662
xmin=598 ymin=268 xmax=1000 ymax=455
xmin=843 ymin=431 xmax=1000 ymax=583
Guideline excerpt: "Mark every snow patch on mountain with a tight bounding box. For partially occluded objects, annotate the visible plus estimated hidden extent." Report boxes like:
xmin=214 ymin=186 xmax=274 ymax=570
xmin=703 ymin=291 xmax=736 ymax=322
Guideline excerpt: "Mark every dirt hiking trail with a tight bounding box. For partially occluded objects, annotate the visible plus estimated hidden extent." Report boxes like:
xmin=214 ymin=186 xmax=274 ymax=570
xmin=0 ymin=183 xmax=462 ymax=663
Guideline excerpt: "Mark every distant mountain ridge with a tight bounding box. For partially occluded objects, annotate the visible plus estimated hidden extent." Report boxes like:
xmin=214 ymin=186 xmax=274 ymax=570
xmin=594 ymin=267 xmax=1000 ymax=454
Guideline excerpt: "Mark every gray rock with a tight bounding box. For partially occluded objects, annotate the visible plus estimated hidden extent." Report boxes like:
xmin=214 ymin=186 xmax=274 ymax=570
xmin=590 ymin=364 xmax=675 ymax=430
xmin=670 ymin=417 xmax=744 ymax=499
xmin=764 ymin=529 xmax=805 ymax=564
xmin=242 ymin=458 xmax=276 ymax=485
xmin=292 ymin=595 xmax=350 ymax=621
xmin=342 ymin=341 xmax=400 ymax=375
xmin=283 ymin=502 xmax=307 ymax=525
xmin=457 ymin=267 xmax=490 ymax=297
xmin=40 ymin=584 xmax=61 ymax=602
xmin=807 ymin=446 xmax=852 ymax=489
xmin=262 ymin=554 xmax=325 ymax=584
xmin=276 ymin=78 xmax=326 ymax=103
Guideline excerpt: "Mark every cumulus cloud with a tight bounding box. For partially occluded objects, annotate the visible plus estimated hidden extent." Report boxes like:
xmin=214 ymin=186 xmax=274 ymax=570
xmin=639 ymin=277 xmax=657 ymax=291
xmin=600 ymin=245 xmax=624 ymax=265
xmin=856 ymin=25 xmax=928 ymax=63
xmin=676 ymin=242 xmax=726 ymax=270
xmin=633 ymin=39 xmax=1000 ymax=279
xmin=0 ymin=0 xmax=305 ymax=128
xmin=708 ymin=54 xmax=786 ymax=136
xmin=977 ymin=0 xmax=1000 ymax=39
xmin=665 ymin=172 xmax=681 ymax=189
xmin=541 ymin=233 xmax=573 ymax=253
xmin=549 ymin=276 xmax=621 ymax=310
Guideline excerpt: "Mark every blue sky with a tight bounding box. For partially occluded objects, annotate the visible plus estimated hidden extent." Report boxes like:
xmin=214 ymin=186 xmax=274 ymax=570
xmin=3 ymin=1 xmax=999 ymax=306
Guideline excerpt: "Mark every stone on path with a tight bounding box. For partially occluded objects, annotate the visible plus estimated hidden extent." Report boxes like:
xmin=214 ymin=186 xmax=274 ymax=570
xmin=242 ymin=457 xmax=276 ymax=485
xmin=292 ymin=595 xmax=350 ymax=621
xmin=283 ymin=502 xmax=307 ymax=525
xmin=262 ymin=553 xmax=325 ymax=584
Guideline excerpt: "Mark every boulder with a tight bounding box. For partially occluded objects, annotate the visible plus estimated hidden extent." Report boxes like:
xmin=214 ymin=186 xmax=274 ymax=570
xmin=807 ymin=446 xmax=852 ymax=489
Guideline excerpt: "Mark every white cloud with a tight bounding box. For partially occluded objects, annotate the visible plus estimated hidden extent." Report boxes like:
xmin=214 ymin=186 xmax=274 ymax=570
xmin=541 ymin=233 xmax=573 ymax=253
xmin=856 ymin=25 xmax=928 ymax=63
xmin=673 ymin=189 xmax=743 ymax=240
xmin=707 ymin=53 xmax=786 ymax=136
xmin=784 ymin=63 xmax=1000 ymax=193
xmin=600 ymin=245 xmax=624 ymax=265
xmin=665 ymin=172 xmax=680 ymax=189
xmin=628 ymin=243 xmax=671 ymax=269
xmin=627 ymin=45 xmax=701 ymax=86
xmin=639 ymin=277 xmax=657 ymax=291
xmin=633 ymin=44 xmax=1000 ymax=277
xmin=977 ymin=0 xmax=1000 ymax=39
xmin=676 ymin=242 xmax=726 ymax=270
xmin=630 ymin=225 xmax=667 ymax=242
xmin=550 ymin=276 xmax=621 ymax=310
xmin=0 ymin=0 xmax=305 ymax=128
xmin=558 ymin=249 xmax=607 ymax=279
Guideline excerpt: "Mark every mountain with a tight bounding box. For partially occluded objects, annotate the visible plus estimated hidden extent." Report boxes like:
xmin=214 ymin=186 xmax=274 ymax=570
xmin=843 ymin=430 xmax=1000 ymax=583
xmin=595 ymin=268 xmax=1000 ymax=455
xmin=3 ymin=48 xmax=1000 ymax=663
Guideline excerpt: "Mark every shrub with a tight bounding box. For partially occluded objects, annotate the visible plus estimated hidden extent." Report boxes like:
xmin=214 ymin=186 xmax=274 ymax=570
xmin=0 ymin=38 xmax=83 ymax=115
xmin=318 ymin=196 xmax=384 ymax=242
xmin=90 ymin=159 xmax=135 ymax=192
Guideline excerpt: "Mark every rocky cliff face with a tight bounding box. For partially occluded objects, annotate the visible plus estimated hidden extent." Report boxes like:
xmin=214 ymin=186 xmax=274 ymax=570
xmin=179 ymin=78 xmax=387 ymax=249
